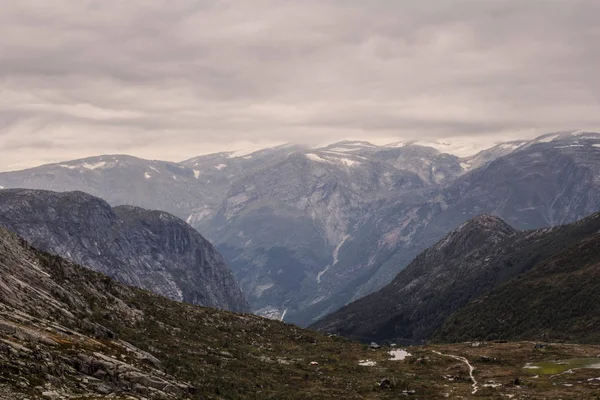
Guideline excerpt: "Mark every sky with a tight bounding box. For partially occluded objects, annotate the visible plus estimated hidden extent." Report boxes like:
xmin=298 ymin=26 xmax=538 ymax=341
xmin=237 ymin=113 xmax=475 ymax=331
xmin=1 ymin=0 xmax=599 ymax=171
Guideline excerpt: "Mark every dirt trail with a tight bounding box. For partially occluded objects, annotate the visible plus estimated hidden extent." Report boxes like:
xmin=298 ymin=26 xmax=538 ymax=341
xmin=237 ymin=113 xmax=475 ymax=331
xmin=432 ymin=350 xmax=478 ymax=394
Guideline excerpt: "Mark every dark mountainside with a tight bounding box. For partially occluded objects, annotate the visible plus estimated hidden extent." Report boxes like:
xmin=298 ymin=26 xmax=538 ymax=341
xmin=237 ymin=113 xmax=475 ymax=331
xmin=435 ymin=230 xmax=600 ymax=343
xmin=311 ymin=212 xmax=600 ymax=343
xmin=0 ymin=189 xmax=248 ymax=313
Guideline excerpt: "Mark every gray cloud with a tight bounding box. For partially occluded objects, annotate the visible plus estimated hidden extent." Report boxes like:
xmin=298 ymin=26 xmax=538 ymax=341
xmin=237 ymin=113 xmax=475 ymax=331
xmin=0 ymin=0 xmax=599 ymax=170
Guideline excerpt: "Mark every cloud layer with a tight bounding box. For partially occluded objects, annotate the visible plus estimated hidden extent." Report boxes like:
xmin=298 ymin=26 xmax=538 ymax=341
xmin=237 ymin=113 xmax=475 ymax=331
xmin=1 ymin=0 xmax=599 ymax=170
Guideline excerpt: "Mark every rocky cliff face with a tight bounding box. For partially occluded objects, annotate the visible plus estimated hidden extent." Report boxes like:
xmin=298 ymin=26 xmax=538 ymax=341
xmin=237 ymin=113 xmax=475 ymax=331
xmin=0 ymin=226 xmax=199 ymax=399
xmin=0 ymin=189 xmax=248 ymax=313
xmin=311 ymin=212 xmax=600 ymax=343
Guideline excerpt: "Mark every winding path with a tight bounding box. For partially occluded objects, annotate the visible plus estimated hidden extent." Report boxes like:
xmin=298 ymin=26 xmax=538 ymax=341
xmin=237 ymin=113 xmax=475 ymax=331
xmin=432 ymin=350 xmax=478 ymax=394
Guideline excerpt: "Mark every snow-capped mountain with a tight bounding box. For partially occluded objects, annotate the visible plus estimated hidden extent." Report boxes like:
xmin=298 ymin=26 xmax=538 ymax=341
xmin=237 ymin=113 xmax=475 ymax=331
xmin=1 ymin=132 xmax=600 ymax=325
xmin=0 ymin=155 xmax=209 ymax=220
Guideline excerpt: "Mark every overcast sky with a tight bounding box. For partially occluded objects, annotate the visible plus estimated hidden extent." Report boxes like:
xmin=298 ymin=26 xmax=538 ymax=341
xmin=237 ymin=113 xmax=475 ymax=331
xmin=1 ymin=0 xmax=599 ymax=170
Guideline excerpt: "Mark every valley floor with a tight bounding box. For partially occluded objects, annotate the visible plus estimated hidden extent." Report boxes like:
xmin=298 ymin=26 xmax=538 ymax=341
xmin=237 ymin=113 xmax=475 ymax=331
xmin=2 ymin=315 xmax=600 ymax=400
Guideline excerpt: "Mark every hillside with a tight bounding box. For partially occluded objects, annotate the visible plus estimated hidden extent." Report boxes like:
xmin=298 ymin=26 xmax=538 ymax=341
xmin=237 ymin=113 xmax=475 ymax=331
xmin=311 ymin=212 xmax=600 ymax=343
xmin=0 ymin=189 xmax=248 ymax=313
xmin=435 ymin=232 xmax=600 ymax=343
xmin=4 ymin=226 xmax=600 ymax=399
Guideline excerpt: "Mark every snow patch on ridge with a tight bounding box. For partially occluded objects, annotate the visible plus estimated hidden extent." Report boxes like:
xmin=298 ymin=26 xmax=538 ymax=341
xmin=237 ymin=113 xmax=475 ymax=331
xmin=536 ymin=134 xmax=560 ymax=143
xmin=306 ymin=153 xmax=328 ymax=163
xmin=82 ymin=161 xmax=107 ymax=170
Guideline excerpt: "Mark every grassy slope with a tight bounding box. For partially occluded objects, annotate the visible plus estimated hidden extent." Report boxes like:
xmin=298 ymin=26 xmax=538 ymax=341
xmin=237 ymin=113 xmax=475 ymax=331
xmin=435 ymin=233 xmax=600 ymax=343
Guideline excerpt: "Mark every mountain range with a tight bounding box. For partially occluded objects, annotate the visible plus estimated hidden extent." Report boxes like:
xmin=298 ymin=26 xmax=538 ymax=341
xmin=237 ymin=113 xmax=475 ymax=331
xmin=1 ymin=131 xmax=600 ymax=324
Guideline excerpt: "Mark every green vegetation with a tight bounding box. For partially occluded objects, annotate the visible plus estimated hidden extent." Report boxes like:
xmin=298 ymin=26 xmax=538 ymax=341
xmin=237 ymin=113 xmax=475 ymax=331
xmin=435 ymin=233 xmax=600 ymax=343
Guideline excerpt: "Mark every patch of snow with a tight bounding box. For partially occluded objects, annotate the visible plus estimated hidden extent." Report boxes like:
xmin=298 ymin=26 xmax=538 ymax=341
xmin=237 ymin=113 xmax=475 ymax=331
xmin=409 ymin=137 xmax=497 ymax=157
xmin=306 ymin=153 xmax=329 ymax=163
xmin=215 ymin=164 xmax=227 ymax=170
xmin=227 ymin=146 xmax=276 ymax=158
xmin=537 ymin=134 xmax=560 ymax=143
xmin=389 ymin=349 xmax=412 ymax=361
xmin=144 ymin=172 xmax=152 ymax=179
xmin=59 ymin=164 xmax=77 ymax=169
xmin=499 ymin=143 xmax=523 ymax=150
xmin=483 ymin=382 xmax=502 ymax=388
xmin=149 ymin=166 xmax=161 ymax=173
xmin=339 ymin=158 xmax=361 ymax=167
xmin=460 ymin=162 xmax=471 ymax=170
xmin=358 ymin=360 xmax=377 ymax=367
xmin=0 ymin=186 xmax=4 ymax=189
xmin=524 ymin=363 xmax=540 ymax=369
xmin=82 ymin=161 xmax=107 ymax=170
xmin=193 ymin=170 xmax=201 ymax=179
xmin=307 ymin=153 xmax=361 ymax=167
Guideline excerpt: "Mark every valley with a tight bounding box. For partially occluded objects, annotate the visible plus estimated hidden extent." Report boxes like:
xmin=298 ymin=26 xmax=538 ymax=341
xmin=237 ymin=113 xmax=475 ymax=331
xmin=2 ymin=225 xmax=600 ymax=399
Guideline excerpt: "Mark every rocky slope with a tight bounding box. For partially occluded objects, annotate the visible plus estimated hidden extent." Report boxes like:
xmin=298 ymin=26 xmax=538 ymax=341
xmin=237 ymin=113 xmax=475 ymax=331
xmin=0 ymin=189 xmax=248 ymax=313
xmin=1 ymin=224 xmax=553 ymax=400
xmin=4 ymin=225 xmax=600 ymax=400
xmin=311 ymin=212 xmax=600 ymax=343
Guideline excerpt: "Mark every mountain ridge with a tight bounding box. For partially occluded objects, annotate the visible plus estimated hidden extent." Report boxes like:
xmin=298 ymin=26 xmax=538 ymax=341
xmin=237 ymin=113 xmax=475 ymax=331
xmin=311 ymin=211 xmax=600 ymax=343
